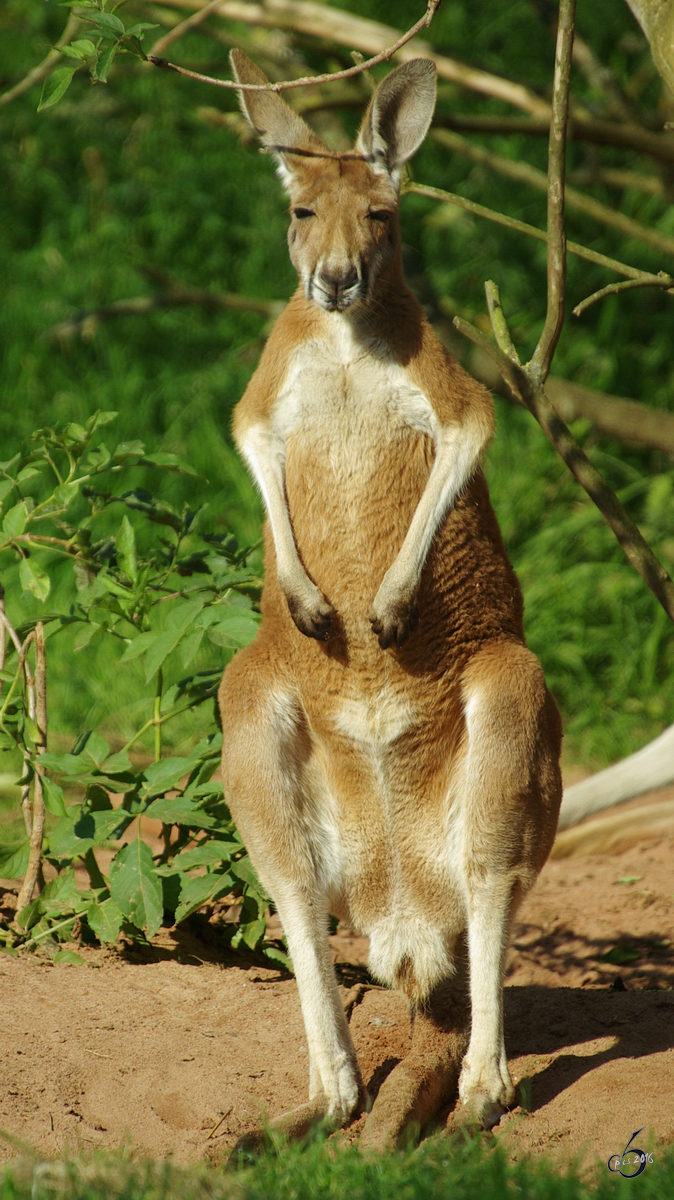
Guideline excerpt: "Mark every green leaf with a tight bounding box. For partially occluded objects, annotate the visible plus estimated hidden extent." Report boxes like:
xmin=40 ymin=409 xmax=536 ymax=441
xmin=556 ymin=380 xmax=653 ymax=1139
xmin=48 ymin=813 xmax=94 ymax=860
xmin=239 ymin=917 xmax=266 ymax=950
xmin=174 ymin=871 xmax=233 ymax=924
xmin=58 ymin=38 xmax=97 ymax=60
xmin=87 ymin=898 xmax=124 ymax=943
xmin=42 ymin=778 xmax=68 ymax=818
xmin=143 ymin=628 xmax=185 ymax=682
xmin=19 ymin=558 xmax=51 ymax=603
xmin=230 ymin=857 xmax=261 ymax=889
xmin=38 ymin=752 xmax=91 ymax=777
xmin=263 ymin=945 xmax=292 ymax=971
xmin=102 ymin=750 xmax=133 ymax=775
xmin=142 ymin=756 xmax=197 ymax=798
xmin=73 ymin=809 xmax=127 ymax=844
xmin=97 ymin=570 xmax=132 ymax=599
xmin=168 ymin=600 xmax=205 ymax=631
xmin=54 ymin=480 xmax=80 ymax=509
xmin=17 ymin=466 xmax=42 ymax=482
xmin=38 ymin=65 xmax=77 ymax=111
xmin=600 ymin=945 xmax=641 ymax=965
xmin=86 ymin=410 xmax=117 ymax=435
xmin=121 ymin=631 xmax=159 ymax=662
xmin=109 ymin=840 xmax=163 ymax=938
xmin=73 ymin=622 xmax=104 ymax=652
xmin=74 ymin=729 xmax=111 ymax=768
xmin=54 ymin=950 xmax=85 ymax=966
xmin=113 ymin=440 xmax=145 ymax=463
xmin=0 ymin=479 xmax=15 ymax=504
xmin=142 ymin=452 xmax=199 ymax=476
xmin=124 ymin=23 xmax=159 ymax=38
xmin=172 ymin=841 xmax=238 ymax=871
xmin=115 ymin=515 xmax=138 ymax=584
xmin=143 ymin=796 xmax=220 ymax=831
xmin=2 ymin=501 xmax=28 ymax=536
xmin=207 ymin=610 xmax=260 ymax=649
xmin=615 ymin=876 xmax=643 ymax=885
xmin=82 ymin=11 xmax=125 ymax=35
xmin=180 ymin=629 xmax=204 ymax=668
xmin=0 ymin=839 xmax=30 ymax=880
xmin=94 ymin=40 xmax=119 ymax=83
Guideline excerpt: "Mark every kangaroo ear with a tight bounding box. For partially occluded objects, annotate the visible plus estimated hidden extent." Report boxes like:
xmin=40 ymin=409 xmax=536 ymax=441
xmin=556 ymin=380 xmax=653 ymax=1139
xmin=230 ymin=49 xmax=328 ymax=187
xmin=356 ymin=58 xmax=436 ymax=186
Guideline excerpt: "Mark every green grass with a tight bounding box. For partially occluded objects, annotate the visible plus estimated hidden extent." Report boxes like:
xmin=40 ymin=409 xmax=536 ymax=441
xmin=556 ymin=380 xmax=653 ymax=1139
xmin=2 ymin=1136 xmax=674 ymax=1200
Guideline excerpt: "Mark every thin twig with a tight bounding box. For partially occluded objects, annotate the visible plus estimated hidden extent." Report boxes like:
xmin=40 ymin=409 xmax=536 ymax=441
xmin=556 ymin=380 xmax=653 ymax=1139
xmin=405 ymin=182 xmax=667 ymax=284
xmin=156 ymin=0 xmax=551 ymax=115
xmin=573 ymin=273 xmax=674 ymax=317
xmin=205 ymin=1106 xmax=233 ymax=1140
xmin=529 ymin=0 xmax=575 ymax=384
xmin=0 ymin=14 xmax=80 ymax=107
xmin=148 ymin=0 xmax=441 ymax=92
xmin=149 ymin=0 xmax=226 ymax=58
xmin=16 ymin=623 xmax=47 ymax=912
xmin=431 ymin=128 xmax=674 ymax=262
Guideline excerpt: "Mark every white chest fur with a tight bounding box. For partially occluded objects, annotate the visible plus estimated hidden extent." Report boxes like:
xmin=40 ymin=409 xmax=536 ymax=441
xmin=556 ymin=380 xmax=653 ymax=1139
xmin=273 ymin=315 xmax=441 ymax=454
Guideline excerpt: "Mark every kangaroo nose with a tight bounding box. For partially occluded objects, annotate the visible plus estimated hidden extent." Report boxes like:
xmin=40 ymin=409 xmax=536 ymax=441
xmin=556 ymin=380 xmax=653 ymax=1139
xmin=319 ymin=266 xmax=359 ymax=295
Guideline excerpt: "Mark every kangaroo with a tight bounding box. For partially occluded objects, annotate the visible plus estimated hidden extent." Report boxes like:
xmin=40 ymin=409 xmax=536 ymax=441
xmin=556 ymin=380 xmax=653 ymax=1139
xmin=218 ymin=51 xmax=563 ymax=1150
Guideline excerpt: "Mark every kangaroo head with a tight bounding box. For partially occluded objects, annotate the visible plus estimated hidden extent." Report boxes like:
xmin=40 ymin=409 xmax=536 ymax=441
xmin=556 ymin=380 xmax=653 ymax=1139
xmin=231 ymin=51 xmax=436 ymax=312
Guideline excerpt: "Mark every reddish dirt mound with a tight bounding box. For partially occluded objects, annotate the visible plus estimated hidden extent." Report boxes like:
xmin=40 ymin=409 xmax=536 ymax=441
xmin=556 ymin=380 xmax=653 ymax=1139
xmin=1 ymin=800 xmax=673 ymax=1170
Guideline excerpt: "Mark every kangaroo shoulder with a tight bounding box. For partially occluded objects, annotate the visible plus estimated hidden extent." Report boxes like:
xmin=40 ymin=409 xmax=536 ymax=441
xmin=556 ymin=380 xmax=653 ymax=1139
xmin=405 ymin=316 xmax=494 ymax=435
xmin=232 ymin=290 xmax=320 ymax=443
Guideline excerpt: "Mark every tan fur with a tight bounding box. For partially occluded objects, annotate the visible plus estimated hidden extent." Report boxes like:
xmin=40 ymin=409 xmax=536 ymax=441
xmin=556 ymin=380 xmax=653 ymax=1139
xmin=219 ymin=55 xmax=562 ymax=1143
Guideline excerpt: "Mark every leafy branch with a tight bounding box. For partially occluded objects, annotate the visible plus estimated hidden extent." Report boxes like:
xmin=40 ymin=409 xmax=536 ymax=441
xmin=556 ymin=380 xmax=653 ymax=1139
xmin=0 ymin=415 xmax=289 ymax=970
xmin=38 ymin=0 xmax=158 ymax=112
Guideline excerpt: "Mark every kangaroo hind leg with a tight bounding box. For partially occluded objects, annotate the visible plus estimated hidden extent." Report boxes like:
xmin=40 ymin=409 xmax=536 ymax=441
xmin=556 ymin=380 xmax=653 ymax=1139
xmin=457 ymin=641 xmax=562 ymax=1129
xmin=219 ymin=657 xmax=364 ymax=1147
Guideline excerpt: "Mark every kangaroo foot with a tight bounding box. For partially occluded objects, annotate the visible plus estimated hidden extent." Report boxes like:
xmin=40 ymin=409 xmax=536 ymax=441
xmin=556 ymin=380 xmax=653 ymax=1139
xmin=359 ymin=976 xmax=470 ymax=1152
xmin=227 ymin=1097 xmax=332 ymax=1162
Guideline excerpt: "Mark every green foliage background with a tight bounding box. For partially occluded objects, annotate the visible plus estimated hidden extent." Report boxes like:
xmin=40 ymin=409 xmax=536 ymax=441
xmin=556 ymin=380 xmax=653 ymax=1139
xmin=2 ymin=0 xmax=674 ymax=783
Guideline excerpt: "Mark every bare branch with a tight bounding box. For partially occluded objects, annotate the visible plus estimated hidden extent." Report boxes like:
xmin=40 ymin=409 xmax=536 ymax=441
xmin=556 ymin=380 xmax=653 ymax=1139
xmin=148 ymin=0 xmax=443 ymax=93
xmin=573 ymin=273 xmax=674 ymax=317
xmin=433 ymin=112 xmax=674 ymax=167
xmin=405 ymin=181 xmax=668 ymax=284
xmin=431 ymin=129 xmax=674 ymax=263
xmin=153 ymin=0 xmax=551 ymax=114
xmin=467 ymin=353 xmax=674 ymax=459
xmin=571 ymin=33 xmax=637 ymax=124
xmin=49 ymin=283 xmax=284 ymax=340
xmin=149 ymin=0 xmax=226 ymax=57
xmin=455 ymin=304 xmax=674 ymax=624
xmin=529 ymin=0 xmax=575 ymax=383
xmin=568 ymin=167 xmax=663 ymax=196
xmin=0 ymin=14 xmax=80 ymax=108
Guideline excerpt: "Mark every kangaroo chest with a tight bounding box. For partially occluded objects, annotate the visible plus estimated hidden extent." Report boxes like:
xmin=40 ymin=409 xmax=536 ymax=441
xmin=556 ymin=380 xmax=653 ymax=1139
xmin=274 ymin=333 xmax=440 ymax=478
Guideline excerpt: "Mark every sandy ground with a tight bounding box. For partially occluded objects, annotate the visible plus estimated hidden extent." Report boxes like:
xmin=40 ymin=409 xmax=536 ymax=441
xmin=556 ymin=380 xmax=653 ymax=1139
xmin=1 ymin=789 xmax=673 ymax=1173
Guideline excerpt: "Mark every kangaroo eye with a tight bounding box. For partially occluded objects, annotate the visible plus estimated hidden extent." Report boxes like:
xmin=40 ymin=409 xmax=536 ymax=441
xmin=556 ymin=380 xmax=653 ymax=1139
xmin=368 ymin=210 xmax=391 ymax=223
xmin=293 ymin=208 xmax=315 ymax=219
